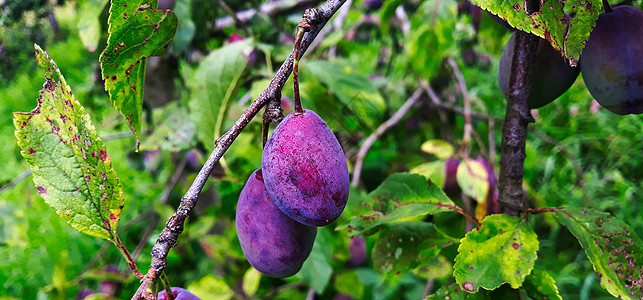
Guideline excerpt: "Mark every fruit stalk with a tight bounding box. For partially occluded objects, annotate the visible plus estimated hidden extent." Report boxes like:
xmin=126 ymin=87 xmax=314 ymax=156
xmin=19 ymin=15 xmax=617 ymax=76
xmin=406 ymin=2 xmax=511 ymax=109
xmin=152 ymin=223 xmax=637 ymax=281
xmin=293 ymin=21 xmax=311 ymax=115
xmin=131 ymin=1 xmax=348 ymax=299
xmin=497 ymin=30 xmax=538 ymax=216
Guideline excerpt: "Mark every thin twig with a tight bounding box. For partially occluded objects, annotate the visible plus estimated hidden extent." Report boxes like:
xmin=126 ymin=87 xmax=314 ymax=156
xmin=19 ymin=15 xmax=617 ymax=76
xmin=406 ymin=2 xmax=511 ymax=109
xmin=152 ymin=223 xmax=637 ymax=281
xmin=214 ymin=0 xmax=322 ymax=30
xmin=423 ymin=279 xmax=435 ymax=298
xmin=351 ymin=88 xmax=424 ymax=186
xmin=0 ymin=169 xmax=31 ymax=195
xmin=420 ymin=80 xmax=502 ymax=123
xmin=447 ymin=58 xmax=472 ymax=154
xmin=460 ymin=193 xmax=473 ymax=232
xmin=218 ymin=0 xmax=250 ymax=36
xmin=132 ymin=2 xmax=347 ymax=298
xmin=132 ymin=155 xmax=188 ymax=260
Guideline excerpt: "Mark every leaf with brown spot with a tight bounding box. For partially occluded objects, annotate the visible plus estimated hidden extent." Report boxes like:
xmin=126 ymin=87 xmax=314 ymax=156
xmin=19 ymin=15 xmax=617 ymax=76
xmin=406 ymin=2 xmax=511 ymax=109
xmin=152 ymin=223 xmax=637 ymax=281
xmin=555 ymin=207 xmax=643 ymax=300
xmin=13 ymin=45 xmax=125 ymax=241
xmin=100 ymin=0 xmax=178 ymax=150
xmin=454 ymin=214 xmax=539 ymax=292
xmin=470 ymin=0 xmax=602 ymax=65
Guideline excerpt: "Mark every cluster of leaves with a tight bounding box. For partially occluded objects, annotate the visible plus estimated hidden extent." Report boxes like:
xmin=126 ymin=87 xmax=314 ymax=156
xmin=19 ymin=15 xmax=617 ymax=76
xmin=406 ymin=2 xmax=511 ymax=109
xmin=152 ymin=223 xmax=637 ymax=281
xmin=1 ymin=0 xmax=642 ymax=299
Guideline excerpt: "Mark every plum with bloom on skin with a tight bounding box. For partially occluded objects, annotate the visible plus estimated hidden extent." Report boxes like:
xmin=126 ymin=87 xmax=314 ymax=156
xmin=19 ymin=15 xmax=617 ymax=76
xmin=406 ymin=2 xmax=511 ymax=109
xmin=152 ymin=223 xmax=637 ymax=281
xmin=262 ymin=109 xmax=350 ymax=227
xmin=580 ymin=5 xmax=643 ymax=115
xmin=236 ymin=169 xmax=317 ymax=278
xmin=499 ymin=32 xmax=580 ymax=109
xmin=158 ymin=287 xmax=201 ymax=300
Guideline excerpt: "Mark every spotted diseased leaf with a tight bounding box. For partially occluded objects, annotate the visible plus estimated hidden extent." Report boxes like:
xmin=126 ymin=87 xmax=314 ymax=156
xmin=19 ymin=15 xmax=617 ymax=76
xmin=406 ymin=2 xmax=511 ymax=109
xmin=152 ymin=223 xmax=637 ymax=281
xmin=425 ymin=282 xmax=489 ymax=299
xmin=339 ymin=173 xmax=454 ymax=237
xmin=100 ymin=0 xmax=178 ymax=149
xmin=454 ymin=214 xmax=539 ymax=292
xmin=522 ymin=269 xmax=562 ymax=300
xmin=555 ymin=208 xmax=643 ymax=300
xmin=372 ymin=222 xmax=454 ymax=276
xmin=13 ymin=45 xmax=125 ymax=240
xmin=469 ymin=0 xmax=602 ymax=65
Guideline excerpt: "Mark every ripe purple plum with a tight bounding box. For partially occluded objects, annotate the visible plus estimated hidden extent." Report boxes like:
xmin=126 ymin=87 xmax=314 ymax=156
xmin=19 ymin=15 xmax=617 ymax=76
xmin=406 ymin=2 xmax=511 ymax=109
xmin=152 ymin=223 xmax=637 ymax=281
xmin=158 ymin=287 xmax=201 ymax=300
xmin=236 ymin=169 xmax=317 ymax=277
xmin=262 ymin=109 xmax=350 ymax=227
xmin=580 ymin=5 xmax=643 ymax=115
xmin=499 ymin=32 xmax=580 ymax=108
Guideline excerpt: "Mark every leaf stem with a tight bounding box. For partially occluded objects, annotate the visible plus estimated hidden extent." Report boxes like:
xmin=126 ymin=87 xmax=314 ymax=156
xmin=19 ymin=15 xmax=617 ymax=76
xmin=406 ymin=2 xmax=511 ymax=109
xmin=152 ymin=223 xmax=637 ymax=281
xmin=112 ymin=233 xmax=143 ymax=279
xmin=527 ymin=207 xmax=562 ymax=214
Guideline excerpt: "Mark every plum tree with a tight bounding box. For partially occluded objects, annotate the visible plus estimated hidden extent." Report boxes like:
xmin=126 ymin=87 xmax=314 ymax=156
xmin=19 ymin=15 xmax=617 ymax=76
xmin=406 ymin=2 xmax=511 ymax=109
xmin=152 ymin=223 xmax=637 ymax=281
xmin=236 ymin=169 xmax=317 ymax=278
xmin=498 ymin=32 xmax=580 ymax=108
xmin=580 ymin=5 xmax=643 ymax=115
xmin=158 ymin=287 xmax=201 ymax=300
xmin=262 ymin=109 xmax=350 ymax=227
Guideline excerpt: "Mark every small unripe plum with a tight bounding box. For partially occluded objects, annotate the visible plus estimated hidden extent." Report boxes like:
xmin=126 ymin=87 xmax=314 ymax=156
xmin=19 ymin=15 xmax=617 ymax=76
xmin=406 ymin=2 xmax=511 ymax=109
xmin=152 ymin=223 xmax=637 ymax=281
xmin=499 ymin=32 xmax=580 ymax=108
xmin=236 ymin=169 xmax=317 ymax=278
xmin=158 ymin=287 xmax=201 ymax=300
xmin=262 ymin=109 xmax=350 ymax=227
xmin=580 ymin=5 xmax=643 ymax=115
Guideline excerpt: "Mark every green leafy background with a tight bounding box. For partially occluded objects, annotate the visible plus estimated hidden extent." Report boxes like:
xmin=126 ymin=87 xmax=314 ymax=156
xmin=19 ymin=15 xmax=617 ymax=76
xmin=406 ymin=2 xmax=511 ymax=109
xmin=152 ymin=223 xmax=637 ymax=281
xmin=1 ymin=0 xmax=642 ymax=299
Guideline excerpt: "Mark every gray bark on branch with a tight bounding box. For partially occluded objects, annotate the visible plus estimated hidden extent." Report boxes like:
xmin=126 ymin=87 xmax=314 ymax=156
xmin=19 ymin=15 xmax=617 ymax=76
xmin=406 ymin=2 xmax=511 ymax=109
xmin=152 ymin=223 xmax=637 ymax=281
xmin=132 ymin=1 xmax=347 ymax=298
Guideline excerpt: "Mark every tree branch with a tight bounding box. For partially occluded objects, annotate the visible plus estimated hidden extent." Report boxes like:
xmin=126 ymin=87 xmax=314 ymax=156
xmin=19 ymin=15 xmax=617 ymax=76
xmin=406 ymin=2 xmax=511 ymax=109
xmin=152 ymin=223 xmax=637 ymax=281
xmin=131 ymin=1 xmax=347 ymax=298
xmin=351 ymin=88 xmax=423 ymax=186
xmin=497 ymin=30 xmax=538 ymax=216
xmin=214 ymin=0 xmax=322 ymax=30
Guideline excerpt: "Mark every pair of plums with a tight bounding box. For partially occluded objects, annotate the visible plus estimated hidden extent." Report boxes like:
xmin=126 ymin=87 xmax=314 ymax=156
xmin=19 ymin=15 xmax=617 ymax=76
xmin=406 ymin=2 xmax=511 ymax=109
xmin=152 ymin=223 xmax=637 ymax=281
xmin=236 ymin=109 xmax=350 ymax=278
xmin=498 ymin=5 xmax=642 ymax=115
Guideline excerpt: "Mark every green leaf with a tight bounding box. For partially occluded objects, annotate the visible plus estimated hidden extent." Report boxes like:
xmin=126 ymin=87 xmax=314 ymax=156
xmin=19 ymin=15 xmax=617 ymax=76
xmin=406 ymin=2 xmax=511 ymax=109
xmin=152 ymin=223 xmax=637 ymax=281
xmin=409 ymin=161 xmax=446 ymax=188
xmin=242 ymin=267 xmax=261 ymax=297
xmin=522 ymin=269 xmax=562 ymax=300
xmin=305 ymin=60 xmax=386 ymax=129
xmin=420 ymin=140 xmax=454 ymax=159
xmin=334 ymin=270 xmax=364 ymax=299
xmin=454 ymin=214 xmax=539 ymax=292
xmin=470 ymin=0 xmax=602 ymax=65
xmin=13 ymin=45 xmax=125 ymax=240
xmin=186 ymin=275 xmax=234 ymax=300
xmin=77 ymin=0 xmax=109 ymax=52
xmin=339 ymin=173 xmax=454 ymax=237
xmin=99 ymin=0 xmax=178 ymax=149
xmin=555 ymin=207 xmax=643 ymax=300
xmin=425 ymin=282 xmax=489 ymax=299
xmin=188 ymin=40 xmax=252 ymax=151
xmin=406 ymin=0 xmax=457 ymax=80
xmin=372 ymin=222 xmax=453 ymax=275
xmin=298 ymin=227 xmax=334 ymax=293
xmin=139 ymin=103 xmax=196 ymax=152
xmin=456 ymin=158 xmax=491 ymax=204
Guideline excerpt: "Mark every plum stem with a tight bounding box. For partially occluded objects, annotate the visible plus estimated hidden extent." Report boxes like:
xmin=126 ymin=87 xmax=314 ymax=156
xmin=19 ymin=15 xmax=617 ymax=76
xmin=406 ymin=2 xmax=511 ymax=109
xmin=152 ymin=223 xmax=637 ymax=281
xmin=293 ymin=20 xmax=311 ymax=115
xmin=159 ymin=272 xmax=174 ymax=300
xmin=111 ymin=233 xmax=144 ymax=279
xmin=602 ymin=0 xmax=612 ymax=13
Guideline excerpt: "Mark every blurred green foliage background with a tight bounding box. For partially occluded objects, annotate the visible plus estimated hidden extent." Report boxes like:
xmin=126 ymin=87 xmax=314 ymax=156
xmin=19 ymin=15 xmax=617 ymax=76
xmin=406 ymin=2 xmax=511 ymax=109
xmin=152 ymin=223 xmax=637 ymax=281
xmin=0 ymin=0 xmax=641 ymax=299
